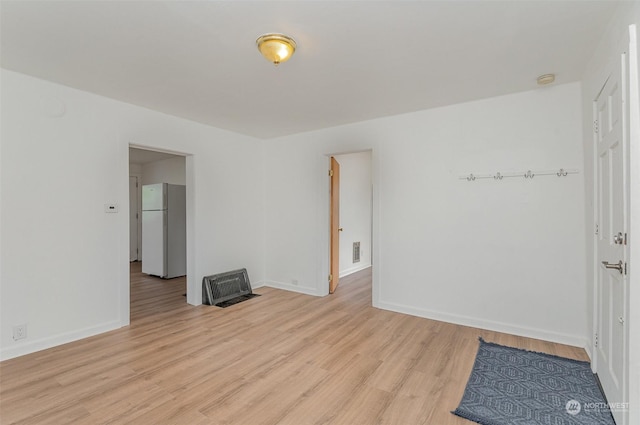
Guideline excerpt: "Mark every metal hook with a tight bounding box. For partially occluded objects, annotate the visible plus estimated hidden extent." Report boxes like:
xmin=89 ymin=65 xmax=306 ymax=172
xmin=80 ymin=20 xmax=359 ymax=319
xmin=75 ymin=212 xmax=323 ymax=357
xmin=466 ymin=174 xmax=476 ymax=181
xmin=524 ymin=170 xmax=534 ymax=179
xmin=557 ymin=168 xmax=568 ymax=177
xmin=494 ymin=172 xmax=503 ymax=180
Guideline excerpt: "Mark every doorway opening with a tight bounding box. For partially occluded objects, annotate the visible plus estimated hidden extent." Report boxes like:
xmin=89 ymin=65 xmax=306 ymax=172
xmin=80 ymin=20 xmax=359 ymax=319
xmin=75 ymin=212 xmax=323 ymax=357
xmin=128 ymin=146 xmax=189 ymax=319
xmin=328 ymin=151 xmax=373 ymax=295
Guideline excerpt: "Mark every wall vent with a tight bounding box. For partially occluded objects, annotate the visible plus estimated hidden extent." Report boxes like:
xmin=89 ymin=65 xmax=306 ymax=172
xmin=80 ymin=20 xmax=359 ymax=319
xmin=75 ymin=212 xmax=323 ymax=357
xmin=202 ymin=268 xmax=253 ymax=305
xmin=353 ymin=242 xmax=361 ymax=263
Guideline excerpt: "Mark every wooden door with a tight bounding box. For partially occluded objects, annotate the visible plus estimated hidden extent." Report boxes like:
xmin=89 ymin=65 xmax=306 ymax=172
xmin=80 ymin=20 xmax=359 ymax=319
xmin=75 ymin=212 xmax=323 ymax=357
xmin=594 ymin=49 xmax=629 ymax=425
xmin=330 ymin=157 xmax=340 ymax=293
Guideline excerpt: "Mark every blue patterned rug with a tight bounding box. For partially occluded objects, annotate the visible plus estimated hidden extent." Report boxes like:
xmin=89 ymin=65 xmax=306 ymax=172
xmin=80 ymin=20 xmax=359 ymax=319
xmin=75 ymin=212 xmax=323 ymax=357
xmin=453 ymin=338 xmax=616 ymax=425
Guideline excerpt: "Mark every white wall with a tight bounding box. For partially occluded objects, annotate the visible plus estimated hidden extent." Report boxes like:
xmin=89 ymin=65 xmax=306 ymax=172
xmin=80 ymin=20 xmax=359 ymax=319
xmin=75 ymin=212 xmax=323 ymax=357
xmin=334 ymin=151 xmax=372 ymax=277
xmin=142 ymin=156 xmax=186 ymax=185
xmin=264 ymin=82 xmax=587 ymax=347
xmin=581 ymin=3 xmax=640 ymax=424
xmin=0 ymin=69 xmax=265 ymax=360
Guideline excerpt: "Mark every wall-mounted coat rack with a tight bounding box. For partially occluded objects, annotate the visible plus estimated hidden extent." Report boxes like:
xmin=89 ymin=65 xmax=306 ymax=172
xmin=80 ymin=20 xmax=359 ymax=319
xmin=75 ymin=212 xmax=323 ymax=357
xmin=459 ymin=168 xmax=579 ymax=181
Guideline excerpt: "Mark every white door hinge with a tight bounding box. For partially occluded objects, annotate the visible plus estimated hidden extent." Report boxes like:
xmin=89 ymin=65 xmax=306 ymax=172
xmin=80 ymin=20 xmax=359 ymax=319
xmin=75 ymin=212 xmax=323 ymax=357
xmin=593 ymin=120 xmax=599 ymax=134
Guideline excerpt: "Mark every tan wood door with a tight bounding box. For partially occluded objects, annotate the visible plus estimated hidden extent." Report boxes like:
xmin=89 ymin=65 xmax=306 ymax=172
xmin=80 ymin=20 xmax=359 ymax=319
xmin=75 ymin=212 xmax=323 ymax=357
xmin=330 ymin=157 xmax=340 ymax=293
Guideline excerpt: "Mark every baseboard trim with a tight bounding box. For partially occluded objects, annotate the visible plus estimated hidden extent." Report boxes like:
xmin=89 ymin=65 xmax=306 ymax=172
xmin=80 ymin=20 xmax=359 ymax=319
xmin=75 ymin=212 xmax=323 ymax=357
xmin=252 ymin=280 xmax=266 ymax=289
xmin=262 ymin=280 xmax=321 ymax=296
xmin=0 ymin=320 xmax=122 ymax=361
xmin=377 ymin=300 xmax=588 ymax=349
xmin=339 ymin=263 xmax=372 ymax=278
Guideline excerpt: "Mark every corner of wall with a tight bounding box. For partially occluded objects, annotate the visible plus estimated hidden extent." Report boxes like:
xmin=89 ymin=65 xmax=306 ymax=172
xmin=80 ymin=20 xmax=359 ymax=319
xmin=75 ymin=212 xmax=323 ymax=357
xmin=377 ymin=300 xmax=589 ymax=349
xmin=263 ymin=280 xmax=324 ymax=297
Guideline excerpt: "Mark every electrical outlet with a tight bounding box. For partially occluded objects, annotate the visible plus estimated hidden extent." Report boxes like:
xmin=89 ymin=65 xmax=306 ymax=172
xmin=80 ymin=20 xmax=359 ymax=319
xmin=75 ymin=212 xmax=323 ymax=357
xmin=104 ymin=203 xmax=118 ymax=213
xmin=291 ymin=279 xmax=299 ymax=286
xmin=13 ymin=324 xmax=27 ymax=341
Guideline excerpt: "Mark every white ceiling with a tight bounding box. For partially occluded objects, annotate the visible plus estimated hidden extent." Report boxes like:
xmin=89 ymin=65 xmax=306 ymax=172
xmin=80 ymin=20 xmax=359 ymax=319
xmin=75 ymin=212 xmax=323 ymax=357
xmin=0 ymin=0 xmax=621 ymax=139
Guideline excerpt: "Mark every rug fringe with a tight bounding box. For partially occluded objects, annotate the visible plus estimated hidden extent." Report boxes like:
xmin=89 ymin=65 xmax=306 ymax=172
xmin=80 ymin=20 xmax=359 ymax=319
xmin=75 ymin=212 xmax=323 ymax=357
xmin=452 ymin=408 xmax=509 ymax=425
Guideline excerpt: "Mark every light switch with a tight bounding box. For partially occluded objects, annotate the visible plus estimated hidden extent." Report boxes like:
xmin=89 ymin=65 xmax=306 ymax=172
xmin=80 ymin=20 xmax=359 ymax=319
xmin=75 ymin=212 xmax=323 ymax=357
xmin=104 ymin=203 xmax=118 ymax=213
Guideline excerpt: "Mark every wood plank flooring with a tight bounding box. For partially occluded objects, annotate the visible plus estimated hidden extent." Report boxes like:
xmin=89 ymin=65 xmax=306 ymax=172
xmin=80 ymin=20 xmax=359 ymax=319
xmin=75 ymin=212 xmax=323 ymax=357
xmin=0 ymin=263 xmax=589 ymax=424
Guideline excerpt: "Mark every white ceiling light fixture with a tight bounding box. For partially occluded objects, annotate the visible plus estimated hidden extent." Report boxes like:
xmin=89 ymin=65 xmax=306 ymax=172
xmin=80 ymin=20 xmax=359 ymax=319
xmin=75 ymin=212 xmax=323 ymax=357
xmin=537 ymin=74 xmax=555 ymax=85
xmin=256 ymin=33 xmax=296 ymax=66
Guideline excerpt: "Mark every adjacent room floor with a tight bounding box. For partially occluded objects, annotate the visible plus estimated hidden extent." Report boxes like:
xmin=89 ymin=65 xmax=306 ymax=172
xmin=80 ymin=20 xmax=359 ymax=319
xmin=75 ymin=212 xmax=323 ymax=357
xmin=0 ymin=264 xmax=588 ymax=424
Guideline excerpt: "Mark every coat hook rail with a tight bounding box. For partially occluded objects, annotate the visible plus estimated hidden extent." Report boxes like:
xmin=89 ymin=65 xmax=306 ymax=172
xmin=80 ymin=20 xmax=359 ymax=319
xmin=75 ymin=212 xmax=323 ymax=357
xmin=459 ymin=168 xmax=579 ymax=181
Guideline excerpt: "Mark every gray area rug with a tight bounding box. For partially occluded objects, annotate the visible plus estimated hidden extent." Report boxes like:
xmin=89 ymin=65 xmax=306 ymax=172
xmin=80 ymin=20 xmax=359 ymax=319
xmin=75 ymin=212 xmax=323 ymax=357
xmin=453 ymin=338 xmax=616 ymax=425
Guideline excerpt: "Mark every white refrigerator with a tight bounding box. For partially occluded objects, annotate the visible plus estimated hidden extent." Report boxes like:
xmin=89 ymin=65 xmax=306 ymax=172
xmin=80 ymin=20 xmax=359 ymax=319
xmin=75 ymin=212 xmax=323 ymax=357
xmin=141 ymin=183 xmax=186 ymax=278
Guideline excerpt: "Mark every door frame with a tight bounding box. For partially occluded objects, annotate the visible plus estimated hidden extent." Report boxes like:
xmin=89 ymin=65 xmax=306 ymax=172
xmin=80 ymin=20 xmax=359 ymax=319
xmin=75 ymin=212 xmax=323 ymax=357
xmin=129 ymin=173 xmax=142 ymax=261
xmin=625 ymin=24 xmax=639 ymax=425
xmin=319 ymin=149 xmax=379 ymax=304
xmin=123 ymin=144 xmax=195 ymax=326
xmin=329 ymin=156 xmax=340 ymax=294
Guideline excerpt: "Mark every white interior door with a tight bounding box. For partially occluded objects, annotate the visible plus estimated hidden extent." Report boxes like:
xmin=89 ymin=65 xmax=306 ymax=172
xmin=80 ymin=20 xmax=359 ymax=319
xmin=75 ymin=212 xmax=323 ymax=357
xmin=129 ymin=176 xmax=138 ymax=261
xmin=594 ymin=50 xmax=629 ymax=425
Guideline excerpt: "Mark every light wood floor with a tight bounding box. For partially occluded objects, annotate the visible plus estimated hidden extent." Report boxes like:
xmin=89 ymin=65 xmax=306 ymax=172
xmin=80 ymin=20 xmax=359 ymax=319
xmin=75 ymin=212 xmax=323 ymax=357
xmin=0 ymin=263 xmax=588 ymax=425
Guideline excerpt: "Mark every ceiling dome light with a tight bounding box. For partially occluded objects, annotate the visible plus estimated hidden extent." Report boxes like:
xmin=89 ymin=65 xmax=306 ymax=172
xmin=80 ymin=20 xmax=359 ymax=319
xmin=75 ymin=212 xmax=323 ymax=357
xmin=256 ymin=33 xmax=296 ymax=66
xmin=537 ymin=74 xmax=555 ymax=85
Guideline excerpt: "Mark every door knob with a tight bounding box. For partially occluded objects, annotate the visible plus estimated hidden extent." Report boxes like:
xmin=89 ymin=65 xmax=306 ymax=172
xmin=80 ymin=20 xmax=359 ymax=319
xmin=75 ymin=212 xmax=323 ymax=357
xmin=602 ymin=260 xmax=623 ymax=274
xmin=338 ymin=227 xmax=343 ymax=232
xmin=613 ymin=232 xmax=623 ymax=244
